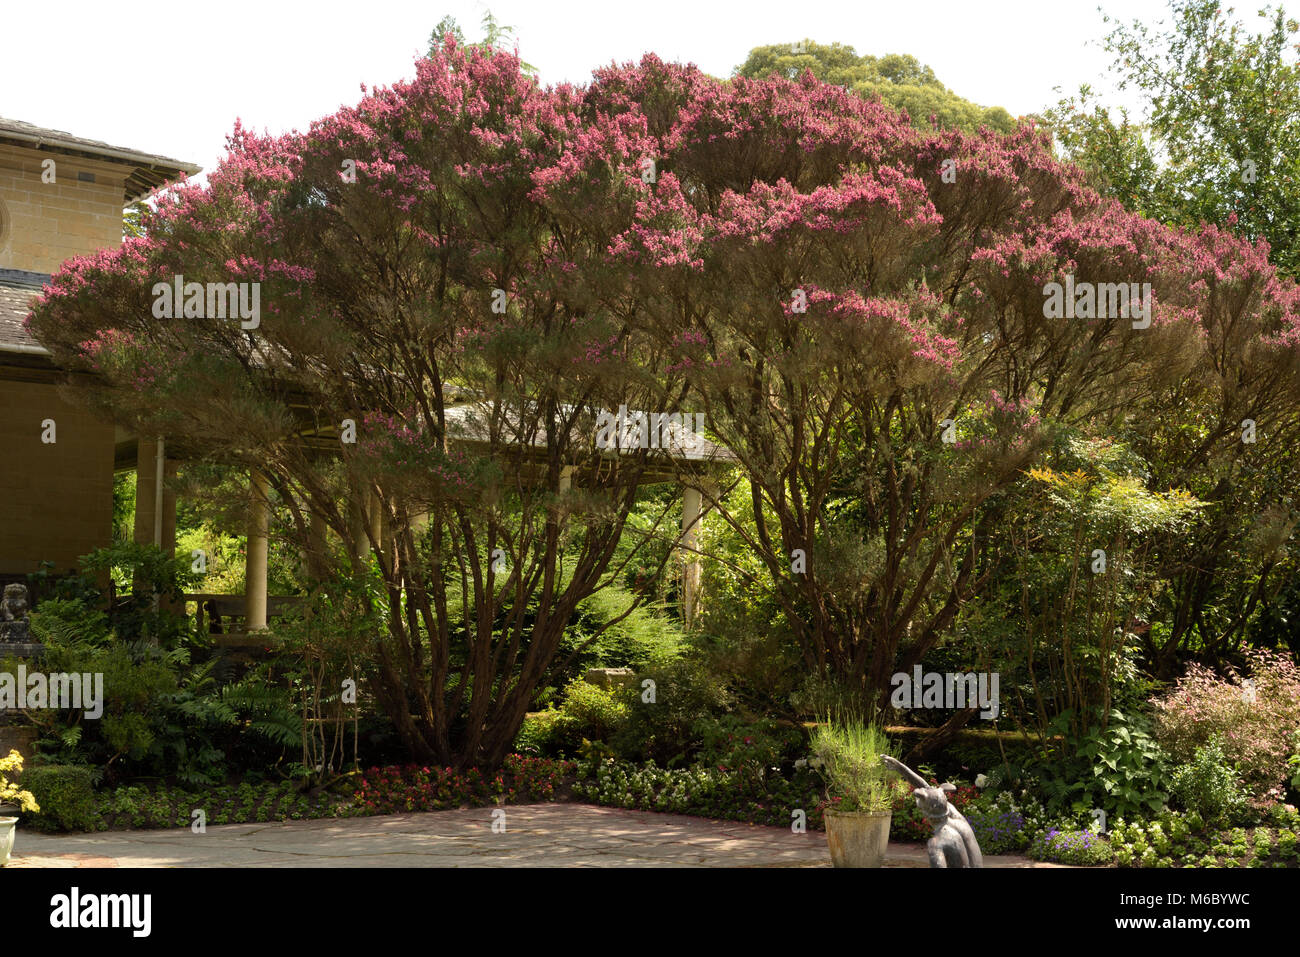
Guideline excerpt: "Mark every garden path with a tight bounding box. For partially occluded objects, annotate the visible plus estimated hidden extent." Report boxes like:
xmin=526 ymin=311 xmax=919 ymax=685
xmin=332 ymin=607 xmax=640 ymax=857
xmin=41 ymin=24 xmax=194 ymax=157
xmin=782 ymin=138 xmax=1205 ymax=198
xmin=7 ymin=803 xmax=1063 ymax=868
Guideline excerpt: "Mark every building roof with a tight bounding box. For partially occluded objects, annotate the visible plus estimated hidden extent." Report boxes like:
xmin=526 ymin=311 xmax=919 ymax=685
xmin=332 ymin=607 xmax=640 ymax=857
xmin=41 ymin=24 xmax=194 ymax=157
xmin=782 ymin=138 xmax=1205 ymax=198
xmin=0 ymin=269 xmax=49 ymax=354
xmin=0 ymin=116 xmax=201 ymax=203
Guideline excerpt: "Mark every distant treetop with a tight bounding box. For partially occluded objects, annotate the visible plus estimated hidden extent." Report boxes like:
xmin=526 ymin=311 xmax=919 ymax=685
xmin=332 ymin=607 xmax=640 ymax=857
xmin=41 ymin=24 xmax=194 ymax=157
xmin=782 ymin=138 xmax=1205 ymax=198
xmin=733 ymin=39 xmax=1017 ymax=135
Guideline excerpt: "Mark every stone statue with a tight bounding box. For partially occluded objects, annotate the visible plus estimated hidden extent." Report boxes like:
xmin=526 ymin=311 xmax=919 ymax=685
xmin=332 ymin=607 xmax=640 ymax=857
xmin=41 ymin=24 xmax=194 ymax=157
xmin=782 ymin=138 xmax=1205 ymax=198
xmin=881 ymin=754 xmax=983 ymax=868
xmin=1 ymin=584 xmax=28 ymax=621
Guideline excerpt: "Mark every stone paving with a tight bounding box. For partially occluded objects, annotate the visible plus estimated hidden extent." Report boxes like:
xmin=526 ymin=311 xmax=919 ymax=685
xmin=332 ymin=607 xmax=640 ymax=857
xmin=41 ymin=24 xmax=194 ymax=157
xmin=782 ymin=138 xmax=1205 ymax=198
xmin=5 ymin=803 xmax=1063 ymax=868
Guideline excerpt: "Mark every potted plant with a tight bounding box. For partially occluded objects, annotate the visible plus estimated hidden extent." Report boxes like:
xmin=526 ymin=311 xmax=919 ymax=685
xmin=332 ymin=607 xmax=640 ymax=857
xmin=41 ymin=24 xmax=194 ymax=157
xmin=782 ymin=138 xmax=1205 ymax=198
xmin=812 ymin=718 xmax=894 ymax=867
xmin=0 ymin=749 xmax=40 ymax=867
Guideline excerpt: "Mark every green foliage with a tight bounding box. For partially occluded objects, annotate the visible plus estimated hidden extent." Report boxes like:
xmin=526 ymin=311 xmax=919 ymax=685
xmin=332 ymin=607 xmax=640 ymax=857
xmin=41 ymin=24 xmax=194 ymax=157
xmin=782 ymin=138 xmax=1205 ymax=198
xmin=811 ymin=718 xmax=894 ymax=812
xmin=554 ymin=679 xmax=630 ymax=753
xmin=694 ymin=714 xmax=805 ymax=789
xmin=973 ymin=436 xmax=1202 ymax=733
xmin=1027 ymin=826 xmax=1115 ymax=866
xmin=32 ymin=543 xmax=201 ymax=648
xmin=611 ymin=657 xmax=734 ymax=765
xmin=1169 ymin=736 xmax=1250 ymax=825
xmin=1048 ymin=0 xmax=1300 ymax=279
xmin=695 ymin=478 xmax=806 ymax=715
xmin=733 ymin=40 xmax=1016 ymax=133
xmin=1034 ymin=709 xmax=1171 ymax=819
xmin=21 ymin=765 xmax=100 ymax=833
xmin=20 ymin=566 xmax=302 ymax=787
xmin=574 ymin=754 xmax=825 ymax=828
xmin=1110 ymin=810 xmax=1300 ymax=868
xmin=549 ymin=584 xmax=686 ymax=697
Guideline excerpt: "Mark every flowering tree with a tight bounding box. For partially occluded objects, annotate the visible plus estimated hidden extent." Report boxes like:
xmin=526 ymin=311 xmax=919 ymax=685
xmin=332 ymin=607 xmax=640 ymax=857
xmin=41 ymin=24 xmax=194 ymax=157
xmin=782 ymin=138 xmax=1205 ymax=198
xmin=28 ymin=42 xmax=705 ymax=768
xmin=583 ymin=61 xmax=1300 ymax=716
xmin=27 ymin=41 xmax=1300 ymax=760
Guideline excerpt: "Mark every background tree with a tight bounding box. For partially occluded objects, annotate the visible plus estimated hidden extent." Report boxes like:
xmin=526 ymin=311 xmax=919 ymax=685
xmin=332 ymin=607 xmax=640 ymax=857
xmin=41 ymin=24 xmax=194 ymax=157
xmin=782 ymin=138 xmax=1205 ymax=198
xmin=734 ymin=39 xmax=1017 ymax=134
xmin=1045 ymin=0 xmax=1300 ymax=279
xmin=429 ymin=10 xmax=537 ymax=77
xmin=1043 ymin=0 xmax=1300 ymax=673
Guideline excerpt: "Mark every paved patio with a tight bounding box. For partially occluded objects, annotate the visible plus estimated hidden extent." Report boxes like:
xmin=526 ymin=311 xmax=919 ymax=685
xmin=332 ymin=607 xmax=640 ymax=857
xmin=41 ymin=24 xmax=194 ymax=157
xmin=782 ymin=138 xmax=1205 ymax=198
xmin=6 ymin=803 xmax=1060 ymax=867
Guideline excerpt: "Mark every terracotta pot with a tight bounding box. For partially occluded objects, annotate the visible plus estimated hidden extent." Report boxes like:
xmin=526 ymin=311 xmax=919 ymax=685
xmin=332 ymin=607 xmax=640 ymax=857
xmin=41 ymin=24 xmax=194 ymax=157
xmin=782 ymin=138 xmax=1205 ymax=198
xmin=824 ymin=808 xmax=892 ymax=867
xmin=0 ymin=817 xmax=17 ymax=867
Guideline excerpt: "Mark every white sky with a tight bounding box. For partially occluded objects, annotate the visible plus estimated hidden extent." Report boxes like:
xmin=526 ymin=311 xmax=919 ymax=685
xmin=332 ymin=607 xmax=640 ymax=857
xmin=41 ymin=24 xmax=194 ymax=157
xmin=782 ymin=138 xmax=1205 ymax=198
xmin=0 ymin=0 xmax=1284 ymax=179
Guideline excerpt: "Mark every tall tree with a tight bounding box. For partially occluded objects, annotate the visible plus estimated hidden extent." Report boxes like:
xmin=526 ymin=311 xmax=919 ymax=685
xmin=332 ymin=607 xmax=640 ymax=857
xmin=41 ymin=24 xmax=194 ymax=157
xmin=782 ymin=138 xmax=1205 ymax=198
xmin=30 ymin=41 xmax=686 ymax=769
xmin=1043 ymin=0 xmax=1300 ymax=672
xmin=585 ymin=62 xmax=1300 ymax=710
xmin=1046 ymin=0 xmax=1300 ymax=279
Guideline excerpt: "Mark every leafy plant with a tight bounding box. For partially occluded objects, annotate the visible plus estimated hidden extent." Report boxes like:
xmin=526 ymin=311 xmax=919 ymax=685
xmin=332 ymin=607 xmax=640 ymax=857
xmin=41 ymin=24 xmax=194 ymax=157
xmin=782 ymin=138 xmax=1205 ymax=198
xmin=1150 ymin=649 xmax=1300 ymax=799
xmin=1027 ymin=827 xmax=1115 ymax=866
xmin=21 ymin=765 xmax=98 ymax=832
xmin=1168 ymin=736 xmax=1250 ymax=825
xmin=811 ymin=718 xmax=894 ymax=813
xmin=1035 ymin=708 xmax=1171 ymax=818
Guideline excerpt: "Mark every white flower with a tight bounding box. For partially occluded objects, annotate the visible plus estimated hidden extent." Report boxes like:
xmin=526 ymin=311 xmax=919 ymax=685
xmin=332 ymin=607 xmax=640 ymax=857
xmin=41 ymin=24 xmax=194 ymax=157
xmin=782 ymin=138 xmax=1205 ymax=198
xmin=974 ymin=774 xmax=988 ymax=788
xmin=794 ymin=758 xmax=808 ymax=769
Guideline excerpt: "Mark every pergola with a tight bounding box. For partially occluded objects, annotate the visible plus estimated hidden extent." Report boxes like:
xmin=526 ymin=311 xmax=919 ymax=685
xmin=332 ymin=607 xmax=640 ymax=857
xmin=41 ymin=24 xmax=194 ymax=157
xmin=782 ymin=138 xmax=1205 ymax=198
xmin=118 ymin=397 xmax=739 ymax=644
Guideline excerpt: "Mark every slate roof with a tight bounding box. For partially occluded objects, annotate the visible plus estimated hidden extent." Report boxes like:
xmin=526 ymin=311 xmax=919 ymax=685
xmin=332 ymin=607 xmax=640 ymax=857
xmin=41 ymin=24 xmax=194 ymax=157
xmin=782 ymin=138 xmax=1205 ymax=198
xmin=0 ymin=116 xmax=201 ymax=202
xmin=0 ymin=269 xmax=50 ymax=352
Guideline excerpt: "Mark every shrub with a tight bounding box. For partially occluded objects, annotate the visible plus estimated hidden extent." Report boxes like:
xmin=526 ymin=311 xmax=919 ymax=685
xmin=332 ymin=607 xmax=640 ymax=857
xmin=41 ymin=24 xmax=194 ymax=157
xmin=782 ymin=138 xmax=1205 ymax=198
xmin=964 ymin=790 xmax=1033 ymax=854
xmin=1035 ymin=708 xmax=1171 ymax=819
xmin=573 ymin=754 xmax=825 ymax=828
xmin=1150 ymin=649 xmax=1300 ymax=799
xmin=694 ymin=715 xmax=805 ymax=783
xmin=1027 ymin=827 xmax=1114 ymax=866
xmin=513 ymin=709 xmax=565 ymax=756
xmin=22 ymin=765 xmax=100 ymax=832
xmin=611 ymin=656 xmax=733 ymax=765
xmin=559 ymin=679 xmax=630 ymax=738
xmin=1168 ymin=736 xmax=1250 ymax=825
xmin=0 ymin=750 xmax=39 ymax=814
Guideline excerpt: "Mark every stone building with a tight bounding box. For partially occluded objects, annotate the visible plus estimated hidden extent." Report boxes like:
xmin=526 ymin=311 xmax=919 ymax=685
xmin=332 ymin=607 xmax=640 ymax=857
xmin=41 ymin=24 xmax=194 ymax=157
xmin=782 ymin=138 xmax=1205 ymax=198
xmin=0 ymin=117 xmax=198 ymax=587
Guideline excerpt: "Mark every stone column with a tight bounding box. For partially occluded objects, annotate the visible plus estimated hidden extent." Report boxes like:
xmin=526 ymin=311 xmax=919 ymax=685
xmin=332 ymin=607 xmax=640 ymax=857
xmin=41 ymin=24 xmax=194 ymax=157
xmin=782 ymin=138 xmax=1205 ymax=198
xmin=681 ymin=485 xmax=703 ymax=628
xmin=680 ymin=481 xmax=719 ymax=629
xmin=245 ymin=470 xmax=270 ymax=632
xmin=132 ymin=438 xmax=178 ymax=606
xmin=132 ymin=437 xmax=177 ymax=552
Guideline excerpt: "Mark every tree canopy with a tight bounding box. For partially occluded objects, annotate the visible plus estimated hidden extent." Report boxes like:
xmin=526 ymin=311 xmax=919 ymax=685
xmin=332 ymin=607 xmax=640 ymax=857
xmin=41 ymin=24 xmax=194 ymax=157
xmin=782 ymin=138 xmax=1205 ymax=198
xmin=27 ymin=38 xmax=1300 ymax=763
xmin=734 ymin=39 xmax=1017 ymax=134
xmin=1045 ymin=0 xmax=1300 ymax=279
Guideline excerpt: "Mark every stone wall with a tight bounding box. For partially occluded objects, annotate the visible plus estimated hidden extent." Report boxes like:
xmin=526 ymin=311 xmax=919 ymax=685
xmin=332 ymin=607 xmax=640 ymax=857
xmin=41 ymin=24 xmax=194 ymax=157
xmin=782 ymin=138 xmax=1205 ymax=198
xmin=0 ymin=144 xmax=128 ymax=274
xmin=0 ymin=377 xmax=115 ymax=576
